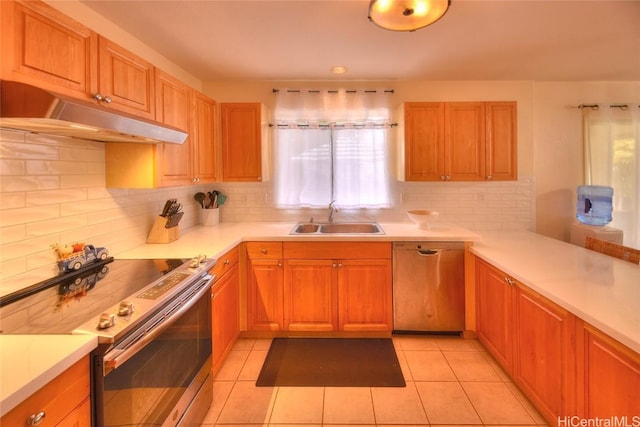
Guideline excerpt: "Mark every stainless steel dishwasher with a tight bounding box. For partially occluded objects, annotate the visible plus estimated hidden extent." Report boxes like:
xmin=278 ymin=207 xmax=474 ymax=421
xmin=393 ymin=241 xmax=465 ymax=332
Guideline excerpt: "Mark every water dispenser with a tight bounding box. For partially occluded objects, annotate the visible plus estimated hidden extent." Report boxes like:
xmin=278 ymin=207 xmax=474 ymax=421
xmin=576 ymin=185 xmax=613 ymax=226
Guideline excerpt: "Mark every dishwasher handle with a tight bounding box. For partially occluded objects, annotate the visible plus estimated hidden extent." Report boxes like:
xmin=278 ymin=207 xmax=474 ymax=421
xmin=417 ymin=249 xmax=440 ymax=256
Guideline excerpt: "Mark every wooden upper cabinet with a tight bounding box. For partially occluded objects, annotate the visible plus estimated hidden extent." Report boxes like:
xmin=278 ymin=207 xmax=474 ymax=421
xmin=192 ymin=92 xmax=218 ymax=183
xmin=403 ymin=102 xmax=445 ymax=181
xmin=445 ymin=102 xmax=486 ymax=181
xmin=1 ymin=0 xmax=97 ymax=97
xmin=97 ymin=36 xmax=155 ymax=119
xmin=155 ymin=70 xmax=193 ymax=187
xmin=400 ymin=101 xmax=517 ymax=182
xmin=221 ymin=102 xmax=264 ymax=182
xmin=485 ymin=101 xmax=517 ymax=180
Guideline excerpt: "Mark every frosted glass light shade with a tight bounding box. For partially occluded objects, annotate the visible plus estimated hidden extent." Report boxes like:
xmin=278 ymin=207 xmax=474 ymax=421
xmin=368 ymin=0 xmax=450 ymax=32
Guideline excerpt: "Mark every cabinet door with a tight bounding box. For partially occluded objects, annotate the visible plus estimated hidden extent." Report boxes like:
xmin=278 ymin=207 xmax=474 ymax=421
xmin=212 ymin=264 xmax=240 ymax=373
xmin=97 ymin=36 xmax=155 ymax=119
xmin=338 ymin=259 xmax=392 ymax=331
xmin=475 ymin=258 xmax=514 ymax=372
xmin=246 ymin=259 xmax=283 ymax=331
xmin=582 ymin=324 xmax=640 ymax=418
xmin=155 ymin=70 xmax=193 ymax=187
xmin=514 ymin=284 xmax=576 ymax=423
xmin=0 ymin=356 xmax=90 ymax=427
xmin=445 ymin=102 xmax=485 ymax=181
xmin=221 ymin=103 xmax=263 ymax=182
xmin=284 ymin=259 xmax=337 ymax=331
xmin=485 ymin=101 xmax=517 ymax=181
xmin=403 ymin=102 xmax=445 ymax=181
xmin=57 ymin=398 xmax=91 ymax=427
xmin=192 ymin=92 xmax=218 ymax=183
xmin=1 ymin=0 xmax=97 ymax=98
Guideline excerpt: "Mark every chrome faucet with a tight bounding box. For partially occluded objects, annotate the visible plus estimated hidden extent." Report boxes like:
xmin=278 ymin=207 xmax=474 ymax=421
xmin=328 ymin=200 xmax=338 ymax=223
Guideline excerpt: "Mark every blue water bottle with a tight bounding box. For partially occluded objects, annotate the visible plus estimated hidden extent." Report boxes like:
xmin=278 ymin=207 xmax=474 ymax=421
xmin=576 ymin=185 xmax=613 ymax=226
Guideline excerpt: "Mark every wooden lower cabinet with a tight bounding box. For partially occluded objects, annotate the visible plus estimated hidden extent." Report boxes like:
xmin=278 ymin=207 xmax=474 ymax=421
xmin=212 ymin=263 xmax=240 ymax=374
xmin=514 ymin=284 xmax=576 ymax=424
xmin=246 ymin=242 xmax=284 ymax=331
xmin=0 ymin=356 xmax=90 ymax=426
xmin=580 ymin=323 xmax=640 ymax=418
xmin=282 ymin=242 xmax=392 ymax=333
xmin=338 ymin=259 xmax=392 ymax=331
xmin=284 ymin=259 xmax=338 ymax=331
xmin=475 ymin=257 xmax=514 ymax=372
xmin=476 ymin=256 xmax=640 ymax=426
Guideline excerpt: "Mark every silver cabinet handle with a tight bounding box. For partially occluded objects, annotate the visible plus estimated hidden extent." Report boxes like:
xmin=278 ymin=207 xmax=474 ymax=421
xmin=27 ymin=411 xmax=46 ymax=426
xmin=440 ymin=175 xmax=446 ymax=181
xmin=261 ymin=248 xmax=267 ymax=255
xmin=487 ymin=175 xmax=493 ymax=180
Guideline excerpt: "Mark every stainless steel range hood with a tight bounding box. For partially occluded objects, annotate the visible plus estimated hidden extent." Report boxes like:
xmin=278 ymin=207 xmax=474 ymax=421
xmin=0 ymin=80 xmax=188 ymax=144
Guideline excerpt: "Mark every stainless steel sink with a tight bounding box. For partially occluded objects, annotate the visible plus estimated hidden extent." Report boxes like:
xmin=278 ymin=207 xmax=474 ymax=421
xmin=289 ymin=222 xmax=384 ymax=235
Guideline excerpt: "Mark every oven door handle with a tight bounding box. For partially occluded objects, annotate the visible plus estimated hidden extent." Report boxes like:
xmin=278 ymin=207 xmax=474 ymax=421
xmin=102 ymin=275 xmax=214 ymax=374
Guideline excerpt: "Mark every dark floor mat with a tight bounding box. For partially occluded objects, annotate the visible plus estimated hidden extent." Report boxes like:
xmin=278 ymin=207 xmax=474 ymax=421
xmin=256 ymin=337 xmax=406 ymax=387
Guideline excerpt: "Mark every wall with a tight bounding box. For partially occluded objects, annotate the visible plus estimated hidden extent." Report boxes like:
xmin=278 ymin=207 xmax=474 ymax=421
xmin=533 ymin=81 xmax=640 ymax=241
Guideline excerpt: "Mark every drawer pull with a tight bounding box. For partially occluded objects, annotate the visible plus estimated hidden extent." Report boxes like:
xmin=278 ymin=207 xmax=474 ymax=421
xmin=224 ymin=259 xmax=230 ymax=266
xmin=27 ymin=411 xmax=46 ymax=426
xmin=261 ymin=248 xmax=267 ymax=255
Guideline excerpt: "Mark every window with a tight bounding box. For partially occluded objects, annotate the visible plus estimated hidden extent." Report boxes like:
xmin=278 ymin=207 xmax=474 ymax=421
xmin=273 ymin=89 xmax=392 ymax=208
xmin=583 ymin=105 xmax=640 ymax=248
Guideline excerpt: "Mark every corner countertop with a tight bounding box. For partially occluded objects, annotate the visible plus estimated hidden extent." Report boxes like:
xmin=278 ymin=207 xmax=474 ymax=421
xmin=0 ymin=335 xmax=97 ymax=417
xmin=470 ymin=231 xmax=640 ymax=354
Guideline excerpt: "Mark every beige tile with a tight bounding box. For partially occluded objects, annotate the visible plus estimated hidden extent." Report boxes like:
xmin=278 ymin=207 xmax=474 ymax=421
xmin=214 ymin=349 xmax=250 ymax=380
xmin=215 ymin=381 xmax=276 ymax=424
xmin=404 ymin=350 xmax=457 ymax=381
xmin=238 ymin=349 xmax=268 ymax=380
xmin=252 ymin=338 xmax=273 ymax=350
xmin=395 ymin=350 xmax=414 ymax=381
xmin=504 ymin=382 xmax=549 ymax=425
xmin=435 ymin=337 xmax=481 ymax=351
xmin=201 ymin=380 xmax=234 ymax=424
xmin=478 ymin=350 xmax=512 ymax=382
xmin=415 ymin=381 xmax=482 ymax=424
xmin=232 ymin=338 xmax=258 ymax=350
xmin=444 ymin=351 xmax=502 ymax=381
xmin=393 ymin=335 xmax=439 ymax=350
xmin=462 ymin=382 xmax=536 ymax=425
xmin=371 ymin=382 xmax=429 ymax=424
xmin=270 ymin=387 xmax=324 ymax=424
xmin=324 ymin=387 xmax=375 ymax=424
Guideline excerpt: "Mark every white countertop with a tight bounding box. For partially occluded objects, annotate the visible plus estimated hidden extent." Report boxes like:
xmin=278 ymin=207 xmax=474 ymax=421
xmin=2 ymin=223 xmax=638 ymax=415
xmin=117 ymin=221 xmax=480 ymax=260
xmin=471 ymin=231 xmax=640 ymax=354
xmin=0 ymin=335 xmax=97 ymax=417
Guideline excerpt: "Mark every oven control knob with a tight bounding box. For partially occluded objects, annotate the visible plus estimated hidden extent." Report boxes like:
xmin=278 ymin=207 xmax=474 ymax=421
xmin=98 ymin=313 xmax=116 ymax=329
xmin=118 ymin=301 xmax=134 ymax=316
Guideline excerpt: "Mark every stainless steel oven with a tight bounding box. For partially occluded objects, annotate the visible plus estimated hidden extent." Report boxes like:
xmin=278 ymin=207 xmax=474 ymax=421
xmin=1 ymin=255 xmax=216 ymax=427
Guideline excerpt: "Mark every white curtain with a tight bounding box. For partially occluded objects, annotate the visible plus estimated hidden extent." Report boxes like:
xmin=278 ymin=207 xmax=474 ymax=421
xmin=583 ymin=105 xmax=640 ymax=248
xmin=274 ymin=89 xmax=392 ymax=208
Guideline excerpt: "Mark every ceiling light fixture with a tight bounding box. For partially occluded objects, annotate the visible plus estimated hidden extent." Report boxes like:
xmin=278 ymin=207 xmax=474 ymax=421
xmin=368 ymin=0 xmax=450 ymax=32
xmin=331 ymin=66 xmax=347 ymax=74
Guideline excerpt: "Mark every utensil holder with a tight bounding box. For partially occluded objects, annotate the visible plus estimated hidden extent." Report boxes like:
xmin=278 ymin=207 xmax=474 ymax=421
xmin=200 ymin=208 xmax=219 ymax=226
xmin=147 ymin=216 xmax=179 ymax=243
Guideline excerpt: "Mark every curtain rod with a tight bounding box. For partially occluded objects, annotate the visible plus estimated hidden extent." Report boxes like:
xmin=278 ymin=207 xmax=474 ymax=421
xmin=578 ymin=104 xmax=639 ymax=110
xmin=272 ymin=88 xmax=394 ymax=94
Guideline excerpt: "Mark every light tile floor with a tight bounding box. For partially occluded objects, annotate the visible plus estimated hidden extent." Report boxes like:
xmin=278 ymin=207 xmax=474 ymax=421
xmin=201 ymin=335 xmax=549 ymax=426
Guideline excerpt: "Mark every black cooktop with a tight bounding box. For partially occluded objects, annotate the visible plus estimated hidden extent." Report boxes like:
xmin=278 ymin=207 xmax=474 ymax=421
xmin=0 ymin=258 xmax=186 ymax=335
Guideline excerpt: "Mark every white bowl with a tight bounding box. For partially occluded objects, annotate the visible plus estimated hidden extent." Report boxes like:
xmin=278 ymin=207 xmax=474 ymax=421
xmin=407 ymin=210 xmax=440 ymax=229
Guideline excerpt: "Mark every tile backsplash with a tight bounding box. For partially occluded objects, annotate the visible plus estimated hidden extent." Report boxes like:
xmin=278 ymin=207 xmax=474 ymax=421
xmin=1 ymin=129 xmax=534 ymax=290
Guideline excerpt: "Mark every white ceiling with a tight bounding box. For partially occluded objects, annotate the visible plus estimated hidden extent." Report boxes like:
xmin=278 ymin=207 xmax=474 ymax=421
xmin=79 ymin=0 xmax=640 ymax=82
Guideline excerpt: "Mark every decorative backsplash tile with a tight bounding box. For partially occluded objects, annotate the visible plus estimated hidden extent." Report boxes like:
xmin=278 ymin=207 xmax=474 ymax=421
xmin=0 ymin=128 xmax=534 ymax=288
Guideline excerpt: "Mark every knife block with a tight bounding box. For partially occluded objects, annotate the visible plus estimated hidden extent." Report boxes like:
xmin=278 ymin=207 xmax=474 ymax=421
xmin=147 ymin=216 xmax=179 ymax=244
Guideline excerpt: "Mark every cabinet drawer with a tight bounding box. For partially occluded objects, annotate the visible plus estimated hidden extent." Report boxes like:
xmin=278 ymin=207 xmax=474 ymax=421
xmin=283 ymin=242 xmax=391 ymax=260
xmin=1 ymin=356 xmax=90 ymax=426
xmin=246 ymin=242 xmax=283 ymax=259
xmin=210 ymin=245 xmax=239 ymax=282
